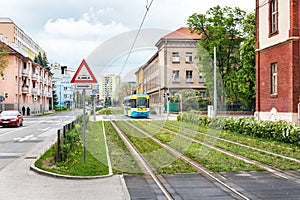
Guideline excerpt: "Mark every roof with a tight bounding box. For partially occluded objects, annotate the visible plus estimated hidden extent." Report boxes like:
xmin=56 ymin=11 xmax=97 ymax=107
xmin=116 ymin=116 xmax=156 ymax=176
xmin=162 ymin=27 xmax=201 ymax=40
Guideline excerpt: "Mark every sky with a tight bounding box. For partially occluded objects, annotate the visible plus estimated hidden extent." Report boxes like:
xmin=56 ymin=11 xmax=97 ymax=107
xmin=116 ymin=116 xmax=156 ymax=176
xmin=0 ymin=0 xmax=255 ymax=78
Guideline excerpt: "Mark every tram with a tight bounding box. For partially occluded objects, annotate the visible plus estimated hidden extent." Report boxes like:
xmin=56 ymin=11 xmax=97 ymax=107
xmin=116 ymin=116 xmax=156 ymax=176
xmin=123 ymin=94 xmax=150 ymax=117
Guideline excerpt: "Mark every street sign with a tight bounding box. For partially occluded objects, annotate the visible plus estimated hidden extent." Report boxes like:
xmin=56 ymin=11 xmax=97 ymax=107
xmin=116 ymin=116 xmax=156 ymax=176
xmin=70 ymin=59 xmax=98 ymax=84
xmin=0 ymin=96 xmax=4 ymax=102
xmin=75 ymin=84 xmax=92 ymax=89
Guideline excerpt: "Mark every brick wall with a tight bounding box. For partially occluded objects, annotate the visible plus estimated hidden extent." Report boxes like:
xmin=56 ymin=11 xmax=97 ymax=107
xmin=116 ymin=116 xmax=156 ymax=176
xmin=256 ymin=41 xmax=295 ymax=113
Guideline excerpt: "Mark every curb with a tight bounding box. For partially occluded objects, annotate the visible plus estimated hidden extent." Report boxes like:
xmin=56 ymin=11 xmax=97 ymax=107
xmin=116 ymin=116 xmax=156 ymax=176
xmin=30 ymin=164 xmax=114 ymax=180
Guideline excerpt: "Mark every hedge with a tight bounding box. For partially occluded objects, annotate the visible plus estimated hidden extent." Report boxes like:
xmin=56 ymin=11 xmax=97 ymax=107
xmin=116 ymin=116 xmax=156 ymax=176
xmin=177 ymin=113 xmax=300 ymax=145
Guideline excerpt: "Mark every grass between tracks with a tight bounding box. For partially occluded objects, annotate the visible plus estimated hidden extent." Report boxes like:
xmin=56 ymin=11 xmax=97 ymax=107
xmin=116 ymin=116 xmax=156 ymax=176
xmin=130 ymin=121 xmax=263 ymax=172
xmin=114 ymin=121 xmax=197 ymax=174
xmin=150 ymin=120 xmax=300 ymax=170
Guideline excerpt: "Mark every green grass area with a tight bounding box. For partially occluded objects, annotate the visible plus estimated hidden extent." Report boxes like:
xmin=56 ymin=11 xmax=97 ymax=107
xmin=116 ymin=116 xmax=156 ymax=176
xmin=35 ymin=122 xmax=109 ymax=176
xmin=131 ymin=121 xmax=262 ymax=172
xmin=114 ymin=121 xmax=197 ymax=174
xmin=152 ymin=120 xmax=300 ymax=170
xmin=104 ymin=121 xmax=143 ymax=174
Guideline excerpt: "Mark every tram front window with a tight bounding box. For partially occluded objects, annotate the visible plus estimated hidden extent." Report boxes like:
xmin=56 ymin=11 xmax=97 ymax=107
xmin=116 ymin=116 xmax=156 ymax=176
xmin=137 ymin=98 xmax=148 ymax=108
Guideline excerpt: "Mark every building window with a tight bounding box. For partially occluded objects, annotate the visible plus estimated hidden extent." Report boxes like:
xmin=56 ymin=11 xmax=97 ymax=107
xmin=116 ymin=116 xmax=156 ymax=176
xmin=186 ymin=70 xmax=193 ymax=83
xmin=172 ymin=70 xmax=180 ymax=82
xmin=270 ymin=0 xmax=278 ymax=34
xmin=271 ymin=63 xmax=277 ymax=95
xmin=199 ymin=75 xmax=205 ymax=83
xmin=186 ymin=52 xmax=193 ymax=63
xmin=172 ymin=52 xmax=180 ymax=63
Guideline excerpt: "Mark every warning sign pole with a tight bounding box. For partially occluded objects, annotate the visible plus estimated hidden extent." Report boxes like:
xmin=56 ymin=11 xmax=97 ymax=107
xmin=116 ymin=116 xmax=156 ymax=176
xmin=83 ymin=89 xmax=87 ymax=163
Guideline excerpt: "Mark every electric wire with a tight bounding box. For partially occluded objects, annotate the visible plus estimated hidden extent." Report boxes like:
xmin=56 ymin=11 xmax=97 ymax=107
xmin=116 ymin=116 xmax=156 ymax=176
xmin=118 ymin=0 xmax=154 ymax=76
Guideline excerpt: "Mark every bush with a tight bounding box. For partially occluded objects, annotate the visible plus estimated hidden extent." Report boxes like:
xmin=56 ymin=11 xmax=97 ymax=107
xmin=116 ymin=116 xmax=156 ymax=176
xmin=177 ymin=113 xmax=300 ymax=145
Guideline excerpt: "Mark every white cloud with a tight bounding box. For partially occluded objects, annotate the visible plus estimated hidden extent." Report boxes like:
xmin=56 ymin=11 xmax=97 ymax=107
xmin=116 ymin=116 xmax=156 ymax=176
xmin=36 ymin=9 xmax=130 ymax=68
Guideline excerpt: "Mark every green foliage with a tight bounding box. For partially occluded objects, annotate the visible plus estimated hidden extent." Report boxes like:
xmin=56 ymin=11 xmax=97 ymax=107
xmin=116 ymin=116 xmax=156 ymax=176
xmin=0 ymin=46 xmax=8 ymax=78
xmin=178 ymin=113 xmax=300 ymax=145
xmin=187 ymin=6 xmax=255 ymax=110
xmin=176 ymin=89 xmax=212 ymax=111
xmin=97 ymin=108 xmax=113 ymax=115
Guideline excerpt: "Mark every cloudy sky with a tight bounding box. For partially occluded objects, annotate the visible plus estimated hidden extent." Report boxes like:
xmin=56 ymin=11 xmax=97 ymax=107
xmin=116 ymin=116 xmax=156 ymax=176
xmin=0 ymin=0 xmax=255 ymax=77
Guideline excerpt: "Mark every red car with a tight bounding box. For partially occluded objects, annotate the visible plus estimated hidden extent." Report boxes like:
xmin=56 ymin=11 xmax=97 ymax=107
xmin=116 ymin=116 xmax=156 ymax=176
xmin=0 ymin=110 xmax=23 ymax=127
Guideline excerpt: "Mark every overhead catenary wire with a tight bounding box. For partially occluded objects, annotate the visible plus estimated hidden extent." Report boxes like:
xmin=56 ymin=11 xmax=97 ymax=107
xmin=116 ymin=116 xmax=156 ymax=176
xmin=118 ymin=0 xmax=154 ymax=76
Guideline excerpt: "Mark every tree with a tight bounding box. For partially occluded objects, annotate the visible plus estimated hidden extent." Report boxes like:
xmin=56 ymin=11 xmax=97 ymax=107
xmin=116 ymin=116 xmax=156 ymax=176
xmin=0 ymin=46 xmax=8 ymax=78
xmin=34 ymin=52 xmax=49 ymax=69
xmin=225 ymin=13 xmax=256 ymax=110
xmin=187 ymin=6 xmax=255 ymax=110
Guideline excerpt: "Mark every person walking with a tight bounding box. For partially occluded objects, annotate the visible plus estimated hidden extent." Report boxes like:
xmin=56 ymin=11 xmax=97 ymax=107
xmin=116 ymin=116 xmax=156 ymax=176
xmin=22 ymin=106 xmax=25 ymax=116
xmin=26 ymin=107 xmax=30 ymax=116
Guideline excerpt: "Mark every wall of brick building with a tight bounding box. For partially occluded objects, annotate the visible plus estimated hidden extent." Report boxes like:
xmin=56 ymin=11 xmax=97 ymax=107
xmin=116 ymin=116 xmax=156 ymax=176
xmin=256 ymin=39 xmax=300 ymax=122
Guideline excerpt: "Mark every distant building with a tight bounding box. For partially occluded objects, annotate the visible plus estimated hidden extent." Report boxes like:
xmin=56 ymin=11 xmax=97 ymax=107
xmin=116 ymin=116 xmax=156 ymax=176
xmin=99 ymin=74 xmax=120 ymax=105
xmin=255 ymin=0 xmax=300 ymax=123
xmin=51 ymin=64 xmax=75 ymax=109
xmin=136 ymin=27 xmax=205 ymax=108
xmin=0 ymin=18 xmax=52 ymax=114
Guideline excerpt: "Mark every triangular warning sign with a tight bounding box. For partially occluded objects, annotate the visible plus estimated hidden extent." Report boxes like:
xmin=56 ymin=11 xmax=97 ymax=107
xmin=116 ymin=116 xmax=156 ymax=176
xmin=70 ymin=59 xmax=98 ymax=84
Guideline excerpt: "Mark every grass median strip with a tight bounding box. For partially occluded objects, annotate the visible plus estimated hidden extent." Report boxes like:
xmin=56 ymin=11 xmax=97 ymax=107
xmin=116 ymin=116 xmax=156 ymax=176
xmin=131 ymin=120 xmax=263 ymax=172
xmin=114 ymin=120 xmax=196 ymax=174
xmin=35 ymin=122 xmax=109 ymax=176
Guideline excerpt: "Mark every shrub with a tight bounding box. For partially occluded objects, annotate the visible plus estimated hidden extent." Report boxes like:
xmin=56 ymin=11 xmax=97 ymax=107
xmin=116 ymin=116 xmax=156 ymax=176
xmin=177 ymin=113 xmax=300 ymax=145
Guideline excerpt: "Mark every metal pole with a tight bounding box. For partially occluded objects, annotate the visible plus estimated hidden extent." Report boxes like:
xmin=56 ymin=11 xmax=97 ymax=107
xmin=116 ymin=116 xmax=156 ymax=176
xmin=93 ymin=95 xmax=96 ymax=121
xmin=213 ymin=46 xmax=217 ymax=116
xmin=83 ymin=89 xmax=86 ymax=163
xmin=167 ymin=88 xmax=169 ymax=120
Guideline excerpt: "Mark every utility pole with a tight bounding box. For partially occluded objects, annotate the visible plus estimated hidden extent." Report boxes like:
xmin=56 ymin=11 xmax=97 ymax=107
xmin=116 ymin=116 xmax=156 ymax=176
xmin=213 ymin=46 xmax=217 ymax=116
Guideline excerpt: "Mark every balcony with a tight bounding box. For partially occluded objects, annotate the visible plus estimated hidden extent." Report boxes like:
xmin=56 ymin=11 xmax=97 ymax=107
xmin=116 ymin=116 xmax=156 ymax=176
xmin=32 ymin=73 xmax=38 ymax=81
xmin=22 ymin=86 xmax=29 ymax=93
xmin=22 ymin=69 xmax=28 ymax=76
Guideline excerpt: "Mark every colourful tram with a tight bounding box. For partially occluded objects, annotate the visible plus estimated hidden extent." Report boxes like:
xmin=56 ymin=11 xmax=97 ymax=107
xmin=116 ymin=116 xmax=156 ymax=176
xmin=123 ymin=94 xmax=150 ymax=117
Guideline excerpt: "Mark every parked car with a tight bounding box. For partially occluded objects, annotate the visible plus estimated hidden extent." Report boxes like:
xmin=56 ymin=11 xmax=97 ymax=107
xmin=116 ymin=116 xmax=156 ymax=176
xmin=0 ymin=110 xmax=23 ymax=127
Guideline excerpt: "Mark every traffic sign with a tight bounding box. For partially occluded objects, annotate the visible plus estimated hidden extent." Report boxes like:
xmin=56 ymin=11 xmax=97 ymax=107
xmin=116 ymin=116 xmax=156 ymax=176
xmin=75 ymin=84 xmax=92 ymax=89
xmin=0 ymin=96 xmax=4 ymax=102
xmin=70 ymin=59 xmax=98 ymax=84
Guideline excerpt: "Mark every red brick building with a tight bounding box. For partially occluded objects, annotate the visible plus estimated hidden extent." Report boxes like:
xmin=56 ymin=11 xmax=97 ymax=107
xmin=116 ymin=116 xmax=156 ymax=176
xmin=256 ymin=0 xmax=300 ymax=123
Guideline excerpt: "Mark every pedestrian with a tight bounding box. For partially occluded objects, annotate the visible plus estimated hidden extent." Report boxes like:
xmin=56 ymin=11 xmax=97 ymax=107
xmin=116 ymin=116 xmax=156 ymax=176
xmin=26 ymin=107 xmax=30 ymax=116
xmin=22 ymin=106 xmax=25 ymax=116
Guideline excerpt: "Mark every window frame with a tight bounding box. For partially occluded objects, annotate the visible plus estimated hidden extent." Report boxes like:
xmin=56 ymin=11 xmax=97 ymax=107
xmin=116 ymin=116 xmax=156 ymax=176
xmin=271 ymin=63 xmax=278 ymax=95
xmin=172 ymin=70 xmax=180 ymax=83
xmin=269 ymin=0 xmax=279 ymax=36
xmin=172 ymin=52 xmax=180 ymax=63
xmin=186 ymin=70 xmax=193 ymax=83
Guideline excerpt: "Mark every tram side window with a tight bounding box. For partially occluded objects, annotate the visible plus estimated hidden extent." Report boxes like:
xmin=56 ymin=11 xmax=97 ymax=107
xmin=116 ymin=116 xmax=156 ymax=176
xmin=130 ymin=99 xmax=136 ymax=108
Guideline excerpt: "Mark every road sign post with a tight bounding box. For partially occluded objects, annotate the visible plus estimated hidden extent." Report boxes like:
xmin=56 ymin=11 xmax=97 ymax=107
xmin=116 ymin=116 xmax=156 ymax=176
xmin=70 ymin=59 xmax=98 ymax=164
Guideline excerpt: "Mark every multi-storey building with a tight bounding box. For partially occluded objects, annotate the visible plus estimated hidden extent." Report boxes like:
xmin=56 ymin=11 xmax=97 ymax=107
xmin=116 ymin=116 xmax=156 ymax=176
xmin=137 ymin=27 xmax=205 ymax=108
xmin=0 ymin=18 xmax=45 ymax=60
xmin=255 ymin=0 xmax=300 ymax=123
xmin=0 ymin=18 xmax=52 ymax=114
xmin=99 ymin=75 xmax=120 ymax=105
xmin=51 ymin=64 xmax=75 ymax=109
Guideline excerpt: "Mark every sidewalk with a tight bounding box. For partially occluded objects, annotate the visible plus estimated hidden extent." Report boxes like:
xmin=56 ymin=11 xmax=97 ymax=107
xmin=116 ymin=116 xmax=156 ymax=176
xmin=0 ymin=127 xmax=130 ymax=200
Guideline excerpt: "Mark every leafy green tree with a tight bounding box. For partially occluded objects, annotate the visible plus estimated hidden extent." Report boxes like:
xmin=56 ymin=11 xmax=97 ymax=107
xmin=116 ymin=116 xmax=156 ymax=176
xmin=34 ymin=52 xmax=49 ymax=69
xmin=0 ymin=46 xmax=8 ymax=78
xmin=187 ymin=6 xmax=255 ymax=110
xmin=225 ymin=13 xmax=256 ymax=110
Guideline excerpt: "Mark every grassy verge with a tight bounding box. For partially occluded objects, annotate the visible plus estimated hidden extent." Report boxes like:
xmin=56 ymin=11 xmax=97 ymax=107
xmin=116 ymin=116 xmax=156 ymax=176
xmin=104 ymin=121 xmax=143 ymax=174
xmin=131 ymin=121 xmax=262 ymax=172
xmin=114 ymin=121 xmax=196 ymax=174
xmin=153 ymin=120 xmax=300 ymax=170
xmin=35 ymin=121 xmax=109 ymax=176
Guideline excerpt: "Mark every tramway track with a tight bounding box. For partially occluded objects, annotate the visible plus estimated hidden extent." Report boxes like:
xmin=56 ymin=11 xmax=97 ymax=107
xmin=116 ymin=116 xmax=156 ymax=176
xmin=143 ymin=121 xmax=300 ymax=182
xmin=120 ymin=120 xmax=252 ymax=200
xmin=109 ymin=120 xmax=174 ymax=200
